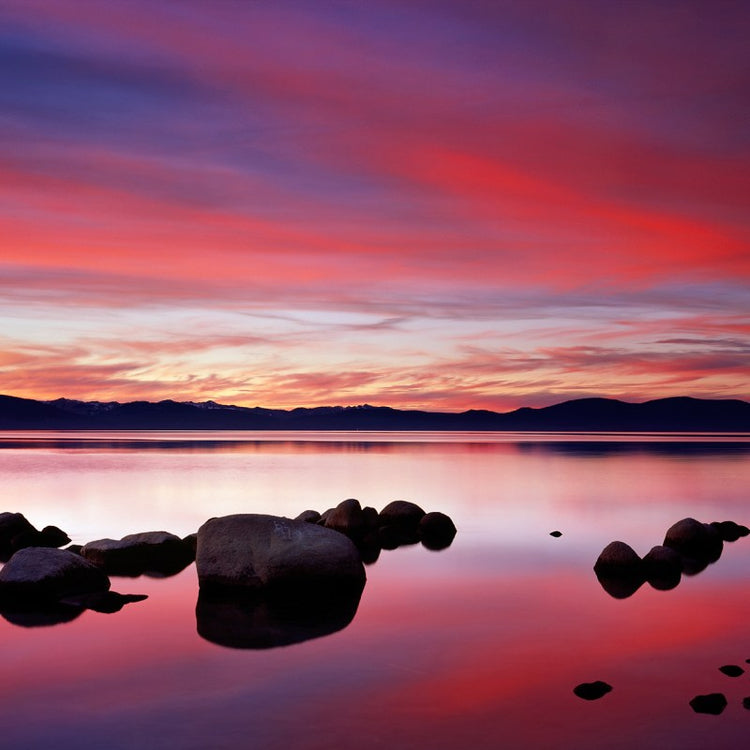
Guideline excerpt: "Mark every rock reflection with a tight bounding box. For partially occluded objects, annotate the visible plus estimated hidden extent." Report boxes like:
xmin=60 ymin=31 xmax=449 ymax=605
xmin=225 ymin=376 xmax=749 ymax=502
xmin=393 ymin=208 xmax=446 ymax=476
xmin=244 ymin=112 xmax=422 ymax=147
xmin=594 ymin=517 xmax=748 ymax=599
xmin=196 ymin=586 xmax=363 ymax=649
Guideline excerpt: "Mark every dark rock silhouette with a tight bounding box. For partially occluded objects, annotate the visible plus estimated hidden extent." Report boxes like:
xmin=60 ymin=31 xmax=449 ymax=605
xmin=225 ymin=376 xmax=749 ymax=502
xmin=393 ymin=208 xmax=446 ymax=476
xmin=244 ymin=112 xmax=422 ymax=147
xmin=593 ymin=541 xmax=644 ymax=598
xmin=418 ymin=512 xmax=457 ymax=550
xmin=743 ymin=697 xmax=750 ymax=710
xmin=379 ymin=500 xmax=426 ymax=531
xmin=573 ymin=681 xmax=612 ymax=700
xmin=196 ymin=514 xmax=366 ymax=594
xmin=663 ymin=518 xmax=723 ymax=567
xmin=642 ymin=545 xmax=682 ymax=590
xmin=323 ymin=498 xmax=367 ymax=539
xmin=689 ymin=693 xmax=727 ymax=715
xmin=0 ymin=547 xmax=110 ymax=602
xmin=718 ymin=664 xmax=744 ymax=677
xmin=295 ymin=510 xmax=321 ymax=524
xmin=81 ymin=531 xmax=194 ymax=577
xmin=596 ymin=517 xmax=747 ymax=598
xmin=549 ymin=530 xmax=563 ymax=538
xmin=196 ymin=585 xmax=362 ymax=649
xmin=710 ymin=520 xmax=750 ymax=542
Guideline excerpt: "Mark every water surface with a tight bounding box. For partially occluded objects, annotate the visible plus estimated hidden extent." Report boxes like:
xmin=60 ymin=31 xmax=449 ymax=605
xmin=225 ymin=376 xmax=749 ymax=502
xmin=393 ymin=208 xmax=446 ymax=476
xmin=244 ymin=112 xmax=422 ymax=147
xmin=0 ymin=432 xmax=748 ymax=749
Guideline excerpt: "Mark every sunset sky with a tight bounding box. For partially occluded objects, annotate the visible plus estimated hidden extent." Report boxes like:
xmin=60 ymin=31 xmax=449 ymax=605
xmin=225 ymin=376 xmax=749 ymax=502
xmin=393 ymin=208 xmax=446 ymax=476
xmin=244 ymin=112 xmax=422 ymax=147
xmin=1 ymin=0 xmax=748 ymax=411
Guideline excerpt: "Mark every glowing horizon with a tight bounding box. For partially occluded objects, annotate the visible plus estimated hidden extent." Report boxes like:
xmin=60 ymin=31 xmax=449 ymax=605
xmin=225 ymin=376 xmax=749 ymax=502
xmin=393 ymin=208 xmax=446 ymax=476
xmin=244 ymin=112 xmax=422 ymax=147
xmin=2 ymin=1 xmax=748 ymax=411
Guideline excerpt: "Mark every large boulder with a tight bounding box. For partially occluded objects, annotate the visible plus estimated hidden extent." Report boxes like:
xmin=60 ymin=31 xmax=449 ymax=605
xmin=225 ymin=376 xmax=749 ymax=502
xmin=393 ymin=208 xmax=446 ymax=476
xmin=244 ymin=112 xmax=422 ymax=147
xmin=81 ymin=531 xmax=194 ymax=577
xmin=378 ymin=501 xmax=425 ymax=531
xmin=0 ymin=512 xmax=37 ymax=560
xmin=196 ymin=514 xmax=366 ymax=594
xmin=0 ymin=547 xmax=110 ymax=602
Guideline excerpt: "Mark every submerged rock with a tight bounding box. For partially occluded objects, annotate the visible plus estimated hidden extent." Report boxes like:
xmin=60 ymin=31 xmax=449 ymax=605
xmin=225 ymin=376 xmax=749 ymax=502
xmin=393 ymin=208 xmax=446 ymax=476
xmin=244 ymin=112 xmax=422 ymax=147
xmin=689 ymin=693 xmax=727 ymax=715
xmin=573 ymin=681 xmax=612 ymax=700
xmin=196 ymin=514 xmax=366 ymax=594
xmin=59 ymin=591 xmax=148 ymax=614
xmin=81 ymin=531 xmax=194 ymax=577
xmin=0 ymin=547 xmax=110 ymax=602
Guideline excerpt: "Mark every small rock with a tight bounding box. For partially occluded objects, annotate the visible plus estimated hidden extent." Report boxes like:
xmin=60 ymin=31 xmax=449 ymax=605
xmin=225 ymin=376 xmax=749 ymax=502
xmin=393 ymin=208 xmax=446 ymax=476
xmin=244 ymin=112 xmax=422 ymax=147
xmin=689 ymin=693 xmax=727 ymax=715
xmin=710 ymin=520 xmax=749 ymax=542
xmin=418 ymin=512 xmax=457 ymax=550
xmin=378 ymin=501 xmax=426 ymax=531
xmin=295 ymin=510 xmax=321 ymax=524
xmin=81 ymin=531 xmax=194 ymax=577
xmin=719 ymin=664 xmax=744 ymax=677
xmin=324 ymin=498 xmax=366 ymax=539
xmin=743 ymin=697 xmax=750 ymax=710
xmin=549 ymin=530 xmax=562 ymax=538
xmin=573 ymin=681 xmax=612 ymax=700
xmin=643 ymin=545 xmax=682 ymax=591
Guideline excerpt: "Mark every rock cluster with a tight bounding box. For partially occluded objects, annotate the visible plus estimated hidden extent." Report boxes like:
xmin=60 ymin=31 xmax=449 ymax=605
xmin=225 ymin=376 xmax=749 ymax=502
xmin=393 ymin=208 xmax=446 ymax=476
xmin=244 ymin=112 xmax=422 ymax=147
xmin=593 ymin=517 xmax=748 ymax=599
xmin=295 ymin=498 xmax=457 ymax=562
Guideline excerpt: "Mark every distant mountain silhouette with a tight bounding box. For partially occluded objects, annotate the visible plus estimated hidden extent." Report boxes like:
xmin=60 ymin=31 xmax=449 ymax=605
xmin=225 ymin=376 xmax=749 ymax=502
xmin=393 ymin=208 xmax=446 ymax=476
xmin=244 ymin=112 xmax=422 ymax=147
xmin=0 ymin=394 xmax=748 ymax=431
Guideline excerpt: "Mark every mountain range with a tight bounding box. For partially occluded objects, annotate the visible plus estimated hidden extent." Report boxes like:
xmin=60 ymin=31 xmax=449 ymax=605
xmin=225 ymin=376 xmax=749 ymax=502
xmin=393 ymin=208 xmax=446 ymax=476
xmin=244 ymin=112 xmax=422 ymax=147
xmin=0 ymin=394 xmax=748 ymax=431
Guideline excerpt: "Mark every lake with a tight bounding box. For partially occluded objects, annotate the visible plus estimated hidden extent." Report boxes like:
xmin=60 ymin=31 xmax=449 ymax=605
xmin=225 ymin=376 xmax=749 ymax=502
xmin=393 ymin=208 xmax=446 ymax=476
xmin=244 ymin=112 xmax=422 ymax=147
xmin=0 ymin=431 xmax=748 ymax=749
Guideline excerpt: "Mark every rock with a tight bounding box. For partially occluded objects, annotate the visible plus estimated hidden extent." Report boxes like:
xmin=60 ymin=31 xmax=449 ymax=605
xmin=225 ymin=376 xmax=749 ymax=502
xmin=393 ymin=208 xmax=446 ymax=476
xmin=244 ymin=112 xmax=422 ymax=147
xmin=643 ymin=545 xmax=682 ymax=590
xmin=196 ymin=514 xmax=366 ymax=595
xmin=295 ymin=510 xmax=321 ymax=524
xmin=378 ymin=524 xmax=419 ymax=550
xmin=743 ymin=697 xmax=750 ymax=710
xmin=378 ymin=501 xmax=426 ymax=532
xmin=0 ymin=547 xmax=110 ymax=602
xmin=549 ymin=530 xmax=563 ymax=538
xmin=689 ymin=693 xmax=727 ymax=715
xmin=573 ymin=681 xmax=612 ymax=700
xmin=718 ymin=664 xmax=744 ymax=677
xmin=594 ymin=541 xmax=643 ymax=575
xmin=663 ymin=518 xmax=723 ymax=564
xmin=594 ymin=542 xmax=644 ymax=599
xmin=0 ymin=512 xmax=36 ymax=560
xmin=196 ymin=585 xmax=362 ymax=649
xmin=81 ymin=531 xmax=194 ymax=577
xmin=317 ymin=508 xmax=334 ymax=526
xmin=710 ymin=520 xmax=749 ymax=542
xmin=418 ymin=512 xmax=457 ymax=550
xmin=182 ymin=533 xmax=198 ymax=555
xmin=64 ymin=544 xmax=83 ymax=555
xmin=362 ymin=506 xmax=379 ymax=529
xmin=40 ymin=525 xmax=71 ymax=547
xmin=324 ymin=498 xmax=366 ymax=539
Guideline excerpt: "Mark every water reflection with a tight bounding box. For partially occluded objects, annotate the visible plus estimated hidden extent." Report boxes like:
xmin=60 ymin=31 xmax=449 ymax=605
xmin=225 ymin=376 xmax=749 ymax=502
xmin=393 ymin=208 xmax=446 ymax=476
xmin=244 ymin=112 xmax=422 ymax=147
xmin=196 ymin=586 xmax=363 ymax=649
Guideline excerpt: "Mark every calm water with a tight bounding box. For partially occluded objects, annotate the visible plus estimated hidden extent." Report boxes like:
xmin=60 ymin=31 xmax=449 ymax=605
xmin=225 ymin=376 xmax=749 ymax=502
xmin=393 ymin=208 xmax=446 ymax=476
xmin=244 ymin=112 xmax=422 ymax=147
xmin=0 ymin=431 xmax=748 ymax=750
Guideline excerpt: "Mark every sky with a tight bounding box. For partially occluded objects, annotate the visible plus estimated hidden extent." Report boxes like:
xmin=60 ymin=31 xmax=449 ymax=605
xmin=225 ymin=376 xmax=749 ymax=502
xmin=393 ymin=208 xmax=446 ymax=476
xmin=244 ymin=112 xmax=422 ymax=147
xmin=1 ymin=0 xmax=748 ymax=411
